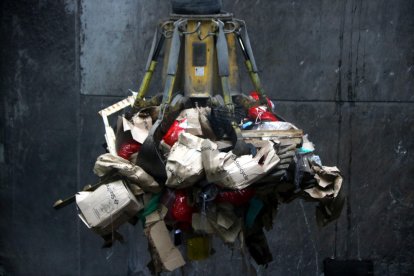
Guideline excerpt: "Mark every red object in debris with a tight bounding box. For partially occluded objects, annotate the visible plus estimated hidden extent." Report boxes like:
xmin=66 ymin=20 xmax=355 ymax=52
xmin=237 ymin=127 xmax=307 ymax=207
xmin=117 ymin=140 xmax=141 ymax=160
xmin=248 ymin=106 xmax=278 ymax=122
xmin=162 ymin=119 xmax=186 ymax=147
xmin=248 ymin=91 xmax=278 ymax=122
xmin=250 ymin=91 xmax=274 ymax=109
xmin=215 ymin=188 xmax=256 ymax=206
xmin=171 ymin=190 xmax=194 ymax=224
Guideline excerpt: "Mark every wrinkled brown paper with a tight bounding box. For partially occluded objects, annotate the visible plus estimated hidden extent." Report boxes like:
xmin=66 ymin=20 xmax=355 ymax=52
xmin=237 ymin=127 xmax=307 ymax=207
xmin=201 ymin=139 xmax=280 ymax=190
xmin=165 ymin=133 xmax=205 ymax=188
xmin=304 ymin=165 xmax=343 ymax=199
xmin=94 ymin=153 xmax=161 ymax=193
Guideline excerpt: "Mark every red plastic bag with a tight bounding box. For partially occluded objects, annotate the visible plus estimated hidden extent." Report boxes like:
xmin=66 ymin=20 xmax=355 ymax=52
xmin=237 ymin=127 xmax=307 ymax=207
xmin=162 ymin=119 xmax=187 ymax=147
xmin=250 ymin=91 xmax=274 ymax=110
xmin=248 ymin=106 xmax=278 ymax=122
xmin=215 ymin=188 xmax=256 ymax=206
xmin=117 ymin=140 xmax=141 ymax=160
xmin=248 ymin=91 xmax=277 ymax=122
xmin=171 ymin=190 xmax=194 ymax=225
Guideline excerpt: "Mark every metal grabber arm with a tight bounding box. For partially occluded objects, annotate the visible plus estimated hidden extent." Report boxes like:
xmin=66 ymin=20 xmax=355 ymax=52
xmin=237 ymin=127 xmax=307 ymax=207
xmin=235 ymin=22 xmax=272 ymax=110
xmin=135 ymin=19 xmax=185 ymax=182
xmin=216 ymin=19 xmax=251 ymax=156
xmin=132 ymin=26 xmax=165 ymax=110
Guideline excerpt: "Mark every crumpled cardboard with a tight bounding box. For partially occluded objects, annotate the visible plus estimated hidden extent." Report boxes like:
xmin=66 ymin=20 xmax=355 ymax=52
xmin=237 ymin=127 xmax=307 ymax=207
xmin=143 ymin=204 xmax=185 ymax=272
xmin=94 ymin=153 xmax=161 ymax=193
xmin=175 ymin=107 xmax=215 ymax=140
xmin=176 ymin=108 xmax=204 ymax=136
xmin=145 ymin=204 xmax=169 ymax=228
xmin=165 ymin=133 xmax=205 ymax=188
xmin=304 ymin=164 xmax=343 ymax=199
xmin=202 ymin=139 xmax=280 ymax=190
xmin=76 ymin=180 xmax=143 ymax=234
xmin=206 ymin=204 xmax=242 ymax=243
xmin=128 ymin=183 xmax=145 ymax=197
xmin=145 ymin=220 xmax=186 ymax=272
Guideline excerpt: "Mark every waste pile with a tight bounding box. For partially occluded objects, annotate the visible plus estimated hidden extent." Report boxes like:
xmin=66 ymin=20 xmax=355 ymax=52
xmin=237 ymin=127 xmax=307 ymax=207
xmin=54 ymin=91 xmax=344 ymax=274
xmin=53 ymin=8 xmax=344 ymax=273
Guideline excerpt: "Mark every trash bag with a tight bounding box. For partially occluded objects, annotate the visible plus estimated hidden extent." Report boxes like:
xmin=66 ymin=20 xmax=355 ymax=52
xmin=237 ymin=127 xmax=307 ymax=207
xmin=209 ymin=104 xmax=246 ymax=140
xmin=248 ymin=106 xmax=278 ymax=122
xmin=249 ymin=91 xmax=274 ymax=110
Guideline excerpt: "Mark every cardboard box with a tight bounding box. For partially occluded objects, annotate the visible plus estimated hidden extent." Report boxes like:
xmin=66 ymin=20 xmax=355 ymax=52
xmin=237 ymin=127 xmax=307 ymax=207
xmin=146 ymin=220 xmax=186 ymax=271
xmin=76 ymin=180 xmax=143 ymax=231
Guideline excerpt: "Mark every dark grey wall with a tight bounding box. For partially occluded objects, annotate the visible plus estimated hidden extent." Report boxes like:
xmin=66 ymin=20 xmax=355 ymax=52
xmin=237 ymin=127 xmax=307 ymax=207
xmin=1 ymin=0 xmax=413 ymax=275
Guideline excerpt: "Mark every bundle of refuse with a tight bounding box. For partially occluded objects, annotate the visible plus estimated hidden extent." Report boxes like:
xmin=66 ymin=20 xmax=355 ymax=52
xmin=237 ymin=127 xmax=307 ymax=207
xmin=56 ymin=92 xmax=344 ymax=274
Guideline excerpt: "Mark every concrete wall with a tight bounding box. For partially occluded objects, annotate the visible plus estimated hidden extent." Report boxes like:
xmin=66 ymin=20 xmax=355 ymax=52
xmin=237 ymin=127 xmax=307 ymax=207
xmin=1 ymin=0 xmax=413 ymax=275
